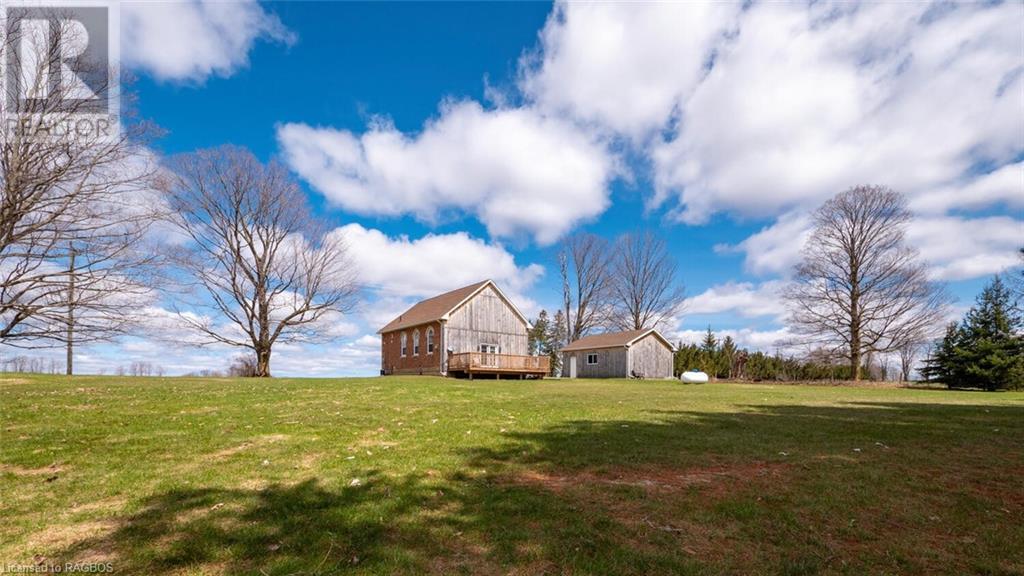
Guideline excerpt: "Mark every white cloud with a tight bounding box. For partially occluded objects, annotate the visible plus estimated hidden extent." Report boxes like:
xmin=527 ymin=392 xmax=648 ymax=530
xmin=725 ymin=211 xmax=812 ymax=277
xmin=522 ymin=2 xmax=739 ymax=140
xmin=525 ymin=2 xmax=1021 ymax=224
xmin=277 ymin=101 xmax=616 ymax=245
xmin=651 ymin=2 xmax=1022 ymax=223
xmin=122 ymin=0 xmax=295 ymax=82
xmin=331 ymin=224 xmax=545 ymax=329
xmin=907 ymin=215 xmax=1024 ymax=281
xmin=728 ymin=211 xmax=1023 ymax=282
xmin=669 ymin=327 xmax=795 ymax=354
xmin=684 ymin=281 xmax=788 ymax=319
xmin=909 ymin=162 xmax=1024 ymax=215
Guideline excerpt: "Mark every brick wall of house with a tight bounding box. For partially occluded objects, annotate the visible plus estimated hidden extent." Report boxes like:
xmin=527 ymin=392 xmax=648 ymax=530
xmin=380 ymin=321 xmax=443 ymax=375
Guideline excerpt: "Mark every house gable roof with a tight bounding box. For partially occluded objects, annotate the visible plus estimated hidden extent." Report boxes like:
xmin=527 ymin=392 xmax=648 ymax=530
xmin=378 ymin=280 xmax=528 ymax=334
xmin=562 ymin=328 xmax=674 ymax=352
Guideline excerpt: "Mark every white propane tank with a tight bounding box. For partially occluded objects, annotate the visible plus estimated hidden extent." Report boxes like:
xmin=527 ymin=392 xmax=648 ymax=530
xmin=680 ymin=370 xmax=709 ymax=384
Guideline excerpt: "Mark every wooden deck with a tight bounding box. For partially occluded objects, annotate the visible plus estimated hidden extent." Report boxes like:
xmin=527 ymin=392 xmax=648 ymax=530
xmin=447 ymin=352 xmax=549 ymax=379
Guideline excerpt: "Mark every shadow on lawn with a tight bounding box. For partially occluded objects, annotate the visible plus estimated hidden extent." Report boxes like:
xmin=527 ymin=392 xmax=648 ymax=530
xmin=56 ymin=401 xmax=1024 ymax=575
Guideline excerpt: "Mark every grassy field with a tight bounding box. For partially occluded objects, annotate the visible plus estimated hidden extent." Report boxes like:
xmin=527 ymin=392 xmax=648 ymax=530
xmin=1 ymin=375 xmax=1022 ymax=575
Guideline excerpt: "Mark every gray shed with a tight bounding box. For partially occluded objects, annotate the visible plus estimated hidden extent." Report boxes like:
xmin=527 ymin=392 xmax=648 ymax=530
xmin=561 ymin=328 xmax=674 ymax=379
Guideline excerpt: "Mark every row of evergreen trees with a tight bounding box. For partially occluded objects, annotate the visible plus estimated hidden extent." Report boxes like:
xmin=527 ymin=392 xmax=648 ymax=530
xmin=672 ymin=328 xmax=854 ymax=382
xmin=921 ymin=276 xmax=1023 ymax=391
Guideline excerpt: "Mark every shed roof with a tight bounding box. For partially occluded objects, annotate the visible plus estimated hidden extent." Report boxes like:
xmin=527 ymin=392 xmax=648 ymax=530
xmin=378 ymin=280 xmax=528 ymax=334
xmin=562 ymin=328 xmax=673 ymax=352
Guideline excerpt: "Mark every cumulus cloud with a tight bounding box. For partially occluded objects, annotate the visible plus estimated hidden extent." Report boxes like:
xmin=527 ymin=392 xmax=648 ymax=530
xmin=725 ymin=210 xmax=1023 ymax=282
xmin=278 ymin=102 xmax=616 ymax=245
xmin=907 ymin=216 xmax=1024 ymax=281
xmin=122 ymin=0 xmax=295 ymax=82
xmin=669 ymin=326 xmax=795 ymax=354
xmin=330 ymin=224 xmax=545 ymax=329
xmin=526 ymin=2 xmax=1021 ymax=227
xmin=684 ymin=281 xmax=788 ymax=319
xmin=722 ymin=212 xmax=812 ymax=276
xmin=522 ymin=2 xmax=739 ymax=140
xmin=909 ymin=162 xmax=1024 ymax=215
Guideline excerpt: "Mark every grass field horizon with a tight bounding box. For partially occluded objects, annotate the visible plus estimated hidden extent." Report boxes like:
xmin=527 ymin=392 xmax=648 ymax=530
xmin=2 ymin=375 xmax=1021 ymax=575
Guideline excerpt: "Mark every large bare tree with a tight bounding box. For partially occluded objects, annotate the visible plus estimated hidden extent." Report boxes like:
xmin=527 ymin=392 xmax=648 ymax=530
xmin=0 ymin=9 xmax=161 ymax=371
xmin=163 ymin=146 xmax=357 ymax=377
xmin=558 ymin=232 xmax=611 ymax=344
xmin=608 ymin=231 xmax=685 ymax=331
xmin=785 ymin=186 xmax=950 ymax=381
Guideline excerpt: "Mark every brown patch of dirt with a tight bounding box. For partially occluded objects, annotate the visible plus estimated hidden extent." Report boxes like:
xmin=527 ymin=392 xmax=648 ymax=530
xmin=296 ymin=452 xmax=321 ymax=470
xmin=238 ymin=478 xmax=269 ymax=491
xmin=206 ymin=434 xmax=289 ymax=460
xmin=70 ymin=495 xmax=128 ymax=515
xmin=24 ymin=519 xmax=118 ymax=559
xmin=511 ymin=461 xmax=788 ymax=497
xmin=427 ymin=538 xmax=504 ymax=576
xmin=0 ymin=462 xmax=65 ymax=476
xmin=502 ymin=461 xmax=789 ymax=565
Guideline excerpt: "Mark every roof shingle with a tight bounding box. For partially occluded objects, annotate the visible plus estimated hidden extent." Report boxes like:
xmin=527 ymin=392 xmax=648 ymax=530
xmin=378 ymin=280 xmax=490 ymax=334
xmin=562 ymin=328 xmax=671 ymax=351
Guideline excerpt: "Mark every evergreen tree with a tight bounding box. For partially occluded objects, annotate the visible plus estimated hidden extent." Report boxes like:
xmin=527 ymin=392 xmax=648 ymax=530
xmin=721 ymin=336 xmax=737 ymax=379
xmin=926 ymin=277 xmax=1024 ymax=390
xmin=548 ymin=310 xmax=568 ymax=376
xmin=699 ymin=327 xmax=719 ymax=377
xmin=673 ymin=342 xmax=701 ymax=377
xmin=956 ymin=277 xmax=1024 ymax=390
xmin=920 ymin=323 xmax=958 ymax=383
xmin=528 ymin=310 xmax=551 ymax=356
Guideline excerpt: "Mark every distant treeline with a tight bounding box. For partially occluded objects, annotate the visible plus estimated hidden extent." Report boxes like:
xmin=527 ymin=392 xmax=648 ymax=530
xmin=674 ymin=329 xmax=858 ymax=382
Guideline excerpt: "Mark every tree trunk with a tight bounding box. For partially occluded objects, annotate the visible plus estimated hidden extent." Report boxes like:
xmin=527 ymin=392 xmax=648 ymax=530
xmin=851 ymin=332 xmax=860 ymax=381
xmin=66 ymin=249 xmax=76 ymax=376
xmin=255 ymin=348 xmax=272 ymax=378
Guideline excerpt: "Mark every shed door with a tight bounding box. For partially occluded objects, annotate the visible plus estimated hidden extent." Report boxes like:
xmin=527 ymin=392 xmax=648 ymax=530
xmin=569 ymin=355 xmax=577 ymax=378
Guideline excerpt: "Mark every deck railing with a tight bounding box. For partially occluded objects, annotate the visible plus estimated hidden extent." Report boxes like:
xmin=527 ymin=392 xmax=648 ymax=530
xmin=447 ymin=352 xmax=550 ymax=374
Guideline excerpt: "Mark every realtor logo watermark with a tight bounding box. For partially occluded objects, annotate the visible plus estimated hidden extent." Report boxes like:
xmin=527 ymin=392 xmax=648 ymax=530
xmin=1 ymin=1 xmax=119 ymax=142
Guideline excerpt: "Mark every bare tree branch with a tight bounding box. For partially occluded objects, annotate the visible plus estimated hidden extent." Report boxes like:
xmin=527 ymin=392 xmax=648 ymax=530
xmin=785 ymin=186 xmax=951 ymax=380
xmin=0 ymin=10 xmax=162 ymax=373
xmin=558 ymin=232 xmax=611 ymax=344
xmin=161 ymin=146 xmax=358 ymax=377
xmin=607 ymin=230 xmax=685 ymax=331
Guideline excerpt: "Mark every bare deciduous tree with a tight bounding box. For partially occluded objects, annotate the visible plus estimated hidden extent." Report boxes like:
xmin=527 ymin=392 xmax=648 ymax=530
xmin=785 ymin=186 xmax=951 ymax=381
xmin=0 ymin=10 xmax=161 ymax=373
xmin=608 ymin=231 xmax=685 ymax=331
xmin=897 ymin=337 xmax=928 ymax=382
xmin=163 ymin=146 xmax=357 ymax=377
xmin=558 ymin=233 xmax=611 ymax=344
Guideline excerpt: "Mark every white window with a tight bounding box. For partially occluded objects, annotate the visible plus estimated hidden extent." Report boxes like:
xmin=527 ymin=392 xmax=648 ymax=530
xmin=400 ymin=332 xmax=407 ymax=357
xmin=413 ymin=330 xmax=420 ymax=356
xmin=426 ymin=328 xmax=435 ymax=354
xmin=586 ymin=352 xmax=598 ymax=365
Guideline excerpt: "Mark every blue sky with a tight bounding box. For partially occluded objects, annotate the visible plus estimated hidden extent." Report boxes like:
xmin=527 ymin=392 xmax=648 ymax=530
xmin=24 ymin=1 xmax=1023 ymax=376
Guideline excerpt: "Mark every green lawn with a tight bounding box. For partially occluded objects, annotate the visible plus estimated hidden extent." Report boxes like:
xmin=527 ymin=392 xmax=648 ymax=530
xmin=1 ymin=375 xmax=1022 ymax=575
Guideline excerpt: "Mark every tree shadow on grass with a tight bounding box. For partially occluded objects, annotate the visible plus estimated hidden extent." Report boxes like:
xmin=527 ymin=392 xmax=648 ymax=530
xmin=54 ymin=402 xmax=1024 ymax=575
